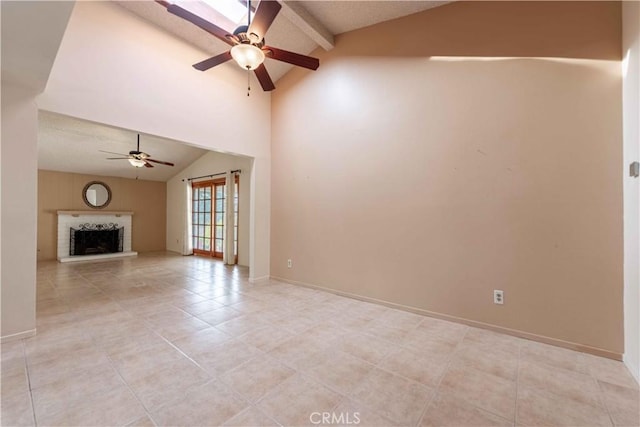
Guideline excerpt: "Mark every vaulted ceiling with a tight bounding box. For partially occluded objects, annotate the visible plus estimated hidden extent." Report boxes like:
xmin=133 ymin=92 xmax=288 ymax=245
xmin=116 ymin=1 xmax=450 ymax=81
xmin=36 ymin=1 xmax=451 ymax=180
xmin=38 ymin=112 xmax=208 ymax=182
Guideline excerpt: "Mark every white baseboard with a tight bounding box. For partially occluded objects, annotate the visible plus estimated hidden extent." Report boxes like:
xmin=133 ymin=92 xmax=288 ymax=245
xmin=1 ymin=328 xmax=36 ymax=343
xmin=271 ymin=275 xmax=623 ymax=361
xmin=249 ymin=275 xmax=270 ymax=284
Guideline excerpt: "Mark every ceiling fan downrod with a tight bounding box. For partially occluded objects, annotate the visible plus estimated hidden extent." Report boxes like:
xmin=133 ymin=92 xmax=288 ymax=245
xmin=246 ymin=0 xmax=252 ymax=97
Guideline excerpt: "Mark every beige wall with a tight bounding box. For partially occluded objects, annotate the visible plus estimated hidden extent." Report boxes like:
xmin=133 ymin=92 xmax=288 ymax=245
xmin=1 ymin=0 xmax=74 ymax=340
xmin=623 ymin=0 xmax=640 ymax=381
xmin=166 ymin=151 xmax=252 ymax=267
xmin=37 ymin=170 xmax=167 ymax=260
xmin=0 ymin=2 xmax=73 ymax=341
xmin=271 ymin=2 xmax=624 ymax=356
xmin=2 ymin=86 xmax=39 ymax=339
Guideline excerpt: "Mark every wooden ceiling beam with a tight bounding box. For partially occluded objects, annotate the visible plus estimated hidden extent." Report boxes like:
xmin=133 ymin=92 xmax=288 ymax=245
xmin=278 ymin=0 xmax=334 ymax=50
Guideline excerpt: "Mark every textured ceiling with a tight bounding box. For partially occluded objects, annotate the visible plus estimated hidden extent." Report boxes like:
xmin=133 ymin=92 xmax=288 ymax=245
xmin=38 ymin=112 xmax=208 ymax=182
xmin=302 ymin=1 xmax=451 ymax=35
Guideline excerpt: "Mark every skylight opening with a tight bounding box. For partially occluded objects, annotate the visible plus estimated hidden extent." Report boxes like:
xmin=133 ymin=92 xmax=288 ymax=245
xmin=202 ymin=0 xmax=251 ymax=26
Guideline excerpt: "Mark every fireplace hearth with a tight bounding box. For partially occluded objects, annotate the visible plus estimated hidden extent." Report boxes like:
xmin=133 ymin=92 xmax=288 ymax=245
xmin=70 ymin=223 xmax=124 ymax=256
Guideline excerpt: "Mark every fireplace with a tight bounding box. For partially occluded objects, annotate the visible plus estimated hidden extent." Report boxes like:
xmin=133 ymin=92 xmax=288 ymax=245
xmin=70 ymin=223 xmax=124 ymax=256
xmin=57 ymin=211 xmax=136 ymax=262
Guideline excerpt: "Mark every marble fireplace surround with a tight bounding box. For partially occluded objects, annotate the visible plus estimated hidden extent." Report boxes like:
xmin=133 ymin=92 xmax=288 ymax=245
xmin=57 ymin=211 xmax=137 ymax=263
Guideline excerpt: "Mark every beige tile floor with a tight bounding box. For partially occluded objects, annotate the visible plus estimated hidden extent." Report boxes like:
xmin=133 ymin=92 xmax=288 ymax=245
xmin=1 ymin=252 xmax=638 ymax=426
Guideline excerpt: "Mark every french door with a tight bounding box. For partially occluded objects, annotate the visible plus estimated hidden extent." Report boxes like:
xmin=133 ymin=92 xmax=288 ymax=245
xmin=192 ymin=177 xmax=238 ymax=260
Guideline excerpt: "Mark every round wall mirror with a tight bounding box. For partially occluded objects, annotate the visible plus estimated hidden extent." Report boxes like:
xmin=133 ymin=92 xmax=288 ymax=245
xmin=82 ymin=181 xmax=112 ymax=209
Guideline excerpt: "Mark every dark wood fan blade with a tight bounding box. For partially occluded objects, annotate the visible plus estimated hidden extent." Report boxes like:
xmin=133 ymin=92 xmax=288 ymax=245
xmin=248 ymin=0 xmax=281 ymax=43
xmin=254 ymin=64 xmax=275 ymax=91
xmin=146 ymin=158 xmax=175 ymax=167
xmin=263 ymin=46 xmax=319 ymax=70
xmin=193 ymin=51 xmax=233 ymax=71
xmin=167 ymin=3 xmax=234 ymax=46
xmin=106 ymin=157 xmax=131 ymax=160
xmin=143 ymin=161 xmax=154 ymax=168
xmin=99 ymin=150 xmax=129 ymax=156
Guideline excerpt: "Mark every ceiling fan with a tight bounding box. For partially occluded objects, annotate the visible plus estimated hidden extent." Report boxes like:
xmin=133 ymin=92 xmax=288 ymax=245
xmin=100 ymin=134 xmax=175 ymax=168
xmin=159 ymin=0 xmax=319 ymax=92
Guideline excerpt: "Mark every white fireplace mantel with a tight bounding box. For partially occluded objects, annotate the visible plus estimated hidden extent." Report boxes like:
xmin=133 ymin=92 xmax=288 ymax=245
xmin=57 ymin=211 xmax=137 ymax=263
xmin=57 ymin=210 xmax=135 ymax=216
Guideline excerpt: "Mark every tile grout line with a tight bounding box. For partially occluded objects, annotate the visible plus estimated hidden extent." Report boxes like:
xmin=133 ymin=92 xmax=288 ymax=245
xmin=144 ymin=293 xmax=288 ymax=424
xmin=513 ymin=339 xmax=522 ymax=427
xmin=21 ymin=338 xmax=37 ymax=427
xmin=35 ymin=282 xmax=143 ymax=426
xmin=215 ymin=375 xmax=285 ymax=427
xmin=247 ymin=301 xmax=450 ymax=425
xmin=101 ymin=349 xmax=159 ymax=427
xmin=518 ymin=346 xmax=625 ymax=423
xmin=113 ymin=292 xmax=269 ymax=425
xmin=246 ymin=315 xmax=357 ymax=426
xmin=427 ymin=328 xmax=517 ymax=425
xmin=27 ymin=277 xmax=78 ymax=426
xmin=416 ymin=324 xmax=471 ymax=426
xmin=413 ymin=387 xmax=437 ymax=427
xmin=334 ymin=317 xmax=466 ymax=427
xmin=594 ymin=374 xmax=617 ymax=427
xmin=251 ymin=368 xmax=340 ymax=426
xmin=79 ymin=282 xmax=177 ymax=426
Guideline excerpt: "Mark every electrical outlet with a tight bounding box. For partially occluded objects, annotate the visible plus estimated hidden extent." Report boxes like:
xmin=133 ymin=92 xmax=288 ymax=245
xmin=287 ymin=259 xmax=292 ymax=268
xmin=493 ymin=290 xmax=504 ymax=305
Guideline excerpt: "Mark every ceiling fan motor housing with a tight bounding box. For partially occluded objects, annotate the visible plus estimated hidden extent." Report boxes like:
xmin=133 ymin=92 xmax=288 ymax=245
xmin=233 ymin=25 xmax=265 ymax=47
xmin=164 ymin=1 xmax=318 ymax=92
xmin=129 ymin=150 xmax=149 ymax=159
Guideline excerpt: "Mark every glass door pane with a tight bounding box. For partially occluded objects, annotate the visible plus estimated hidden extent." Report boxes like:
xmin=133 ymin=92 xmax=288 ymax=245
xmin=192 ymin=181 xmax=214 ymax=256
xmin=212 ymin=182 xmax=225 ymax=258
xmin=233 ymin=180 xmax=239 ymax=260
xmin=191 ymin=177 xmax=238 ymax=260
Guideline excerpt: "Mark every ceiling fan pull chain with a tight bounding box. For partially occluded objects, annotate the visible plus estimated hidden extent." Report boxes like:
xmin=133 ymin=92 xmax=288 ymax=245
xmin=247 ymin=68 xmax=251 ymax=96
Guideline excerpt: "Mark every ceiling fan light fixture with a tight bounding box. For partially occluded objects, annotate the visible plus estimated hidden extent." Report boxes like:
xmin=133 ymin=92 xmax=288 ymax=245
xmin=128 ymin=158 xmax=146 ymax=168
xmin=230 ymin=44 xmax=265 ymax=70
